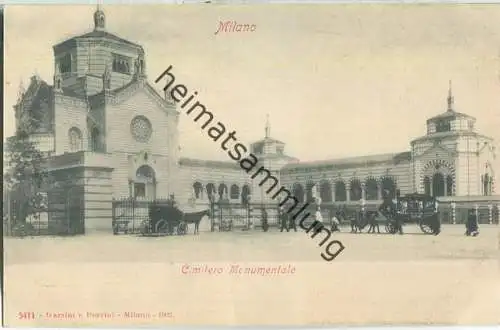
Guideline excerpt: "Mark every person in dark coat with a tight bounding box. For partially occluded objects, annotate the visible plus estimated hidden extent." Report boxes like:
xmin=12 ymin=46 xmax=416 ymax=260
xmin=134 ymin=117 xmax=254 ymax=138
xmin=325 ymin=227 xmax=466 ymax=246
xmin=288 ymin=208 xmax=297 ymax=232
xmin=331 ymin=212 xmax=340 ymax=232
xmin=279 ymin=206 xmax=289 ymax=232
xmin=465 ymin=209 xmax=479 ymax=236
xmin=379 ymin=197 xmax=402 ymax=234
xmin=261 ymin=207 xmax=269 ymax=232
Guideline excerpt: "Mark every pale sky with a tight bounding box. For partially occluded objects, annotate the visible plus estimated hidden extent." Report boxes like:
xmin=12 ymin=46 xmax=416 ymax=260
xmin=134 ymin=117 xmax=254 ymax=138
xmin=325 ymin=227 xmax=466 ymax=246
xmin=4 ymin=5 xmax=500 ymax=168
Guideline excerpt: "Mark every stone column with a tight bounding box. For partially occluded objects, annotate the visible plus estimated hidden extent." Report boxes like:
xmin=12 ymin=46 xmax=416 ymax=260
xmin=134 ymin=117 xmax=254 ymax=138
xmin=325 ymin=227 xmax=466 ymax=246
xmin=444 ymin=175 xmax=448 ymax=196
xmin=377 ymin=182 xmax=382 ymax=200
xmin=361 ymin=182 xmax=366 ymax=201
xmin=346 ymin=181 xmax=351 ymax=202
xmin=488 ymin=204 xmax=493 ymax=225
xmin=430 ymin=177 xmax=433 ymax=196
xmin=451 ymin=202 xmax=456 ymax=224
xmin=331 ymin=181 xmax=336 ymax=202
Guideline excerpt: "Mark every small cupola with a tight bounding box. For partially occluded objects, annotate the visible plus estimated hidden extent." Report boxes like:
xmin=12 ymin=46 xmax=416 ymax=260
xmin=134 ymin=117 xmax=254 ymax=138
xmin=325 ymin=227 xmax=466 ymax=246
xmin=93 ymin=5 xmax=106 ymax=31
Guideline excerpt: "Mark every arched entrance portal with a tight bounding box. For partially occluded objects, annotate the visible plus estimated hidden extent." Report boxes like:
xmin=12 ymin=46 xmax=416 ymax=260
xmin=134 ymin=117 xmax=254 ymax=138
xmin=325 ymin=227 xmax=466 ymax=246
xmin=133 ymin=165 xmax=156 ymax=199
xmin=432 ymin=173 xmax=445 ymax=197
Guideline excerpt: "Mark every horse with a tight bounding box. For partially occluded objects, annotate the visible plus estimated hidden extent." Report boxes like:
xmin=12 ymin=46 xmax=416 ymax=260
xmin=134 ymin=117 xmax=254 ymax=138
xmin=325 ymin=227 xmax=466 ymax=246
xmin=350 ymin=211 xmax=369 ymax=233
xmin=182 ymin=209 xmax=211 ymax=235
xmin=366 ymin=211 xmax=381 ymax=234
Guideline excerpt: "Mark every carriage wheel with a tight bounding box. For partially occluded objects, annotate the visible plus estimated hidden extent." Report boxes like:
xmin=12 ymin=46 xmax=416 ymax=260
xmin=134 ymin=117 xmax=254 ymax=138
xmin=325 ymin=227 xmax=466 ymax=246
xmin=177 ymin=222 xmax=187 ymax=235
xmin=385 ymin=222 xmax=396 ymax=234
xmin=156 ymin=219 xmax=168 ymax=234
xmin=419 ymin=223 xmax=434 ymax=235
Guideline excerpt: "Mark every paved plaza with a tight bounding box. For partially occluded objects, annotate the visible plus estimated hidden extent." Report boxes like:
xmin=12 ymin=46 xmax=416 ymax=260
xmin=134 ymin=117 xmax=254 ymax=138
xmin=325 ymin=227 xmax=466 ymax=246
xmin=3 ymin=225 xmax=499 ymax=326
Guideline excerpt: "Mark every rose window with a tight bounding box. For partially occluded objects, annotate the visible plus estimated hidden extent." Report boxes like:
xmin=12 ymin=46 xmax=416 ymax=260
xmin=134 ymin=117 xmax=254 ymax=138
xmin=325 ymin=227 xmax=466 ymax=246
xmin=131 ymin=116 xmax=152 ymax=142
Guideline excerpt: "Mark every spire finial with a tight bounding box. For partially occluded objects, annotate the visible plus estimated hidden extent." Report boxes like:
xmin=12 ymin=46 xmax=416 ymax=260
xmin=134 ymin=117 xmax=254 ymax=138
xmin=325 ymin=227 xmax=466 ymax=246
xmin=265 ymin=114 xmax=270 ymax=138
xmin=93 ymin=2 xmax=105 ymax=31
xmin=447 ymin=80 xmax=454 ymax=112
xmin=17 ymin=78 xmax=25 ymax=101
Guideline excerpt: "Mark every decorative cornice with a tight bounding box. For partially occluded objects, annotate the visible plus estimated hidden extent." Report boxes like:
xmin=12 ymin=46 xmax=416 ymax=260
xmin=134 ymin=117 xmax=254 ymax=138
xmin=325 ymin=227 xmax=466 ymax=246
xmin=54 ymin=93 xmax=87 ymax=108
xmin=415 ymin=143 xmax=456 ymax=159
xmin=411 ymin=131 xmax=493 ymax=144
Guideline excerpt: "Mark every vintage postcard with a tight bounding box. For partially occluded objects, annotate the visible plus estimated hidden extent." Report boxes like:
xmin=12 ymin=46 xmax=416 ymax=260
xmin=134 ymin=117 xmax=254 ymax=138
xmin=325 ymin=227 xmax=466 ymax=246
xmin=2 ymin=3 xmax=500 ymax=327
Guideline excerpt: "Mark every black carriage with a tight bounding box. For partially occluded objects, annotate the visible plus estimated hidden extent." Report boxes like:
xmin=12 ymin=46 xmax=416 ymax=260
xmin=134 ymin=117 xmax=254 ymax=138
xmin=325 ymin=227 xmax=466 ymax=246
xmin=395 ymin=193 xmax=441 ymax=235
xmin=143 ymin=201 xmax=187 ymax=236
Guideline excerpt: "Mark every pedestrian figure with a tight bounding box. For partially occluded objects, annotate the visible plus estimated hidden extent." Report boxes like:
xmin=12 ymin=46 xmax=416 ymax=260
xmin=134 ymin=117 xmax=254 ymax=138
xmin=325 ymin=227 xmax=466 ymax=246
xmin=465 ymin=208 xmax=479 ymax=237
xmin=394 ymin=210 xmax=403 ymax=235
xmin=288 ymin=210 xmax=297 ymax=232
xmin=279 ymin=206 xmax=289 ymax=232
xmin=314 ymin=206 xmax=324 ymax=235
xmin=261 ymin=207 xmax=269 ymax=232
xmin=331 ymin=213 xmax=340 ymax=232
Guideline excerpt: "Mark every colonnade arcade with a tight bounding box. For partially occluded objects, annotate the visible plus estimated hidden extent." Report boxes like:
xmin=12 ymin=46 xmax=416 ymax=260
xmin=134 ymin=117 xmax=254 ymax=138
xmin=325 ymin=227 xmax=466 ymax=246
xmin=192 ymin=182 xmax=252 ymax=204
xmin=291 ymin=176 xmax=398 ymax=204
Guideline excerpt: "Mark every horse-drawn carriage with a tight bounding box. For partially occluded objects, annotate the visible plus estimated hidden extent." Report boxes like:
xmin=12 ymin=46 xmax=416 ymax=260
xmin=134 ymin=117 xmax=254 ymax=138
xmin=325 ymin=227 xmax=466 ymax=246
xmin=394 ymin=193 xmax=441 ymax=235
xmin=350 ymin=193 xmax=441 ymax=235
xmin=113 ymin=200 xmax=210 ymax=236
xmin=143 ymin=201 xmax=210 ymax=236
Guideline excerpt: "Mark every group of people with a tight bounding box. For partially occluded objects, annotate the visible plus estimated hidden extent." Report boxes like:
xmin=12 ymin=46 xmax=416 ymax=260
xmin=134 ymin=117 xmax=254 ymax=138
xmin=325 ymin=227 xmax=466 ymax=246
xmin=257 ymin=202 xmax=480 ymax=236
xmin=260 ymin=205 xmax=340 ymax=233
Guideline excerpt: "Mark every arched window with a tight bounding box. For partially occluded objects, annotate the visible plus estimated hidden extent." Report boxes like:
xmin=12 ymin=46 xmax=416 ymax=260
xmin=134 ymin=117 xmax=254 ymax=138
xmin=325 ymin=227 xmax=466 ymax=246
xmin=134 ymin=165 xmax=156 ymax=199
xmin=68 ymin=127 xmax=82 ymax=152
xmin=334 ymin=181 xmax=346 ymax=202
xmin=319 ymin=181 xmax=332 ymax=202
xmin=218 ymin=183 xmax=228 ymax=200
xmin=193 ymin=182 xmax=203 ymax=199
xmin=350 ymin=179 xmax=362 ymax=201
xmin=432 ymin=173 xmax=445 ymax=197
xmin=381 ymin=176 xmax=396 ymax=199
xmin=206 ymin=183 xmax=215 ymax=200
xmin=424 ymin=176 xmax=431 ymax=196
xmin=112 ymin=54 xmax=131 ymax=74
xmin=365 ymin=178 xmax=378 ymax=200
xmin=230 ymin=184 xmax=240 ymax=200
xmin=305 ymin=182 xmax=315 ymax=203
xmin=293 ymin=183 xmax=304 ymax=204
xmin=483 ymin=174 xmax=493 ymax=196
xmin=59 ymin=53 xmax=72 ymax=74
xmin=446 ymin=176 xmax=454 ymax=196
xmin=90 ymin=126 xmax=102 ymax=152
xmin=241 ymin=185 xmax=251 ymax=204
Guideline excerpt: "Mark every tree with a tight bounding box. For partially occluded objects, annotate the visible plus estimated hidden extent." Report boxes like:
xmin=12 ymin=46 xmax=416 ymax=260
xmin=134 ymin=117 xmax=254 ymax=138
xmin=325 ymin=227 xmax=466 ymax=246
xmin=4 ymin=110 xmax=48 ymax=226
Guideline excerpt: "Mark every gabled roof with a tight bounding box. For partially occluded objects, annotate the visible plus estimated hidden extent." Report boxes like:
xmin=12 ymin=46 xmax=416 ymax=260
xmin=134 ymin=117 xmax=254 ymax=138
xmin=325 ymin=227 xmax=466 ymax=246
xmin=109 ymin=79 xmax=178 ymax=115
